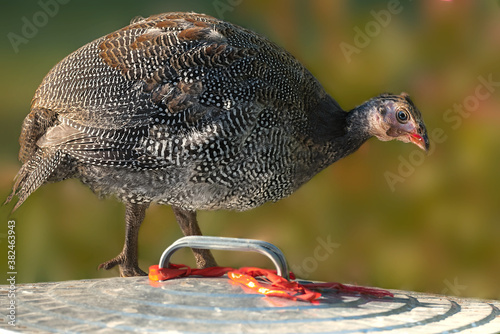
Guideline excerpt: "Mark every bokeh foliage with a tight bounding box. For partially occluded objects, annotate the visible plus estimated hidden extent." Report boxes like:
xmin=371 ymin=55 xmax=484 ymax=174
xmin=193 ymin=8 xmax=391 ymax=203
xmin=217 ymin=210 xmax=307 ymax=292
xmin=1 ymin=0 xmax=499 ymax=300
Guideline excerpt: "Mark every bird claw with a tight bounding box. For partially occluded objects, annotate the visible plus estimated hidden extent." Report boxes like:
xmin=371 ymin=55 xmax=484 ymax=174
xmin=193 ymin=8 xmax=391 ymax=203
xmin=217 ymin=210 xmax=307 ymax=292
xmin=98 ymin=254 xmax=147 ymax=277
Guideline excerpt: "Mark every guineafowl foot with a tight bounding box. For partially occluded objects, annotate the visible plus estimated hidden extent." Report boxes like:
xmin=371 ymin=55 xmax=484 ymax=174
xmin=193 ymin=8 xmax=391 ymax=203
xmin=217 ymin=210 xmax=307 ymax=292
xmin=192 ymin=248 xmax=218 ymax=269
xmin=98 ymin=202 xmax=149 ymax=277
xmin=98 ymin=254 xmax=147 ymax=277
xmin=172 ymin=206 xmax=218 ymax=269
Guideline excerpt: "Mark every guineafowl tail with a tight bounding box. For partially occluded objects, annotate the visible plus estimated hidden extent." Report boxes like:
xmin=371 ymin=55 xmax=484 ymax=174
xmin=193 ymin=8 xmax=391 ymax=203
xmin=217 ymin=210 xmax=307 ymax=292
xmin=5 ymin=149 xmax=62 ymax=211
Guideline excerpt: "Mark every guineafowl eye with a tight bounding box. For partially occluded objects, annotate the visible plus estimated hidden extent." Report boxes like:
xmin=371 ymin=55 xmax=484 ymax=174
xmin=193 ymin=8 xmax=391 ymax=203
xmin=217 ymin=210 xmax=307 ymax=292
xmin=397 ymin=110 xmax=409 ymax=123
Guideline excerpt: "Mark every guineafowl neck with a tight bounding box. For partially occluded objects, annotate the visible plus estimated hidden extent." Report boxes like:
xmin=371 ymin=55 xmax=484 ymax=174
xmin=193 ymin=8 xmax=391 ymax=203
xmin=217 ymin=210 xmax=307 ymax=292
xmin=302 ymin=97 xmax=373 ymax=176
xmin=326 ymin=102 xmax=373 ymax=163
xmin=345 ymin=103 xmax=374 ymax=146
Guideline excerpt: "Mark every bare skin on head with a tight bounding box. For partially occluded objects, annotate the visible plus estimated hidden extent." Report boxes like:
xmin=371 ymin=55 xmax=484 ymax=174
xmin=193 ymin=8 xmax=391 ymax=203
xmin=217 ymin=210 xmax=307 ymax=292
xmin=366 ymin=93 xmax=429 ymax=151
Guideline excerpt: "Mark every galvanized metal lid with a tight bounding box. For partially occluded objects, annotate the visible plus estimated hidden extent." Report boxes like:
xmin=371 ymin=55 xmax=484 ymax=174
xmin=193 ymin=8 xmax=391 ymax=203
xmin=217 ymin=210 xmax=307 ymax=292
xmin=2 ymin=276 xmax=500 ymax=333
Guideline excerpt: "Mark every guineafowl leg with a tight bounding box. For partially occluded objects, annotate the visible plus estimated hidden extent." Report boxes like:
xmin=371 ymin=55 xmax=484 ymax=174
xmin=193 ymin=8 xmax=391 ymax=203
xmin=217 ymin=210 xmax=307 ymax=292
xmin=172 ymin=206 xmax=218 ymax=268
xmin=98 ymin=202 xmax=149 ymax=277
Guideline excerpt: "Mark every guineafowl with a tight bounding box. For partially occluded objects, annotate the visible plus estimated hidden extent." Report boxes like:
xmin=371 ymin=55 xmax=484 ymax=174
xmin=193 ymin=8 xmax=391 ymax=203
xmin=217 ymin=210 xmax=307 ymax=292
xmin=6 ymin=12 xmax=429 ymax=276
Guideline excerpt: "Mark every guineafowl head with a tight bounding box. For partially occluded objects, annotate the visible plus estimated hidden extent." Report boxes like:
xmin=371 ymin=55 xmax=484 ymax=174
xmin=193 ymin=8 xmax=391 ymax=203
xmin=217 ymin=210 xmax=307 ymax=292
xmin=363 ymin=92 xmax=429 ymax=151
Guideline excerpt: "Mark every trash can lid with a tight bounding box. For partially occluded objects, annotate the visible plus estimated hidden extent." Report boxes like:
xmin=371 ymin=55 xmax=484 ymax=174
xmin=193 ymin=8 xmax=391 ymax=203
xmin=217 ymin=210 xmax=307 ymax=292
xmin=2 ymin=276 xmax=500 ymax=333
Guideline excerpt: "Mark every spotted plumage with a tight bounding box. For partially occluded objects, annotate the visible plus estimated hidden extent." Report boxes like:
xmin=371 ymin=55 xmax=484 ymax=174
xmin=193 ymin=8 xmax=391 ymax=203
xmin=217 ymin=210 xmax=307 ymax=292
xmin=6 ymin=12 xmax=429 ymax=276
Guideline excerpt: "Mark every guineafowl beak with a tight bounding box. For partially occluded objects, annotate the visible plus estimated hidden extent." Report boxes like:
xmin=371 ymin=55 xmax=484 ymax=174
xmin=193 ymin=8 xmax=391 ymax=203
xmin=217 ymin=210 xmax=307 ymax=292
xmin=408 ymin=119 xmax=430 ymax=152
xmin=409 ymin=131 xmax=430 ymax=152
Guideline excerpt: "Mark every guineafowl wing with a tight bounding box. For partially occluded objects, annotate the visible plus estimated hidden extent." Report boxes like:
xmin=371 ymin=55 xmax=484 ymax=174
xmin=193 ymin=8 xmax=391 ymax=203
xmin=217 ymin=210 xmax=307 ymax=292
xmin=31 ymin=12 xmax=344 ymax=170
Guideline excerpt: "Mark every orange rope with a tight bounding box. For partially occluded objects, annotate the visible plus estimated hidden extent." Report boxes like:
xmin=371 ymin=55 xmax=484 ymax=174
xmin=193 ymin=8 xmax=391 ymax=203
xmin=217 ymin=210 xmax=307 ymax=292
xmin=149 ymin=264 xmax=393 ymax=302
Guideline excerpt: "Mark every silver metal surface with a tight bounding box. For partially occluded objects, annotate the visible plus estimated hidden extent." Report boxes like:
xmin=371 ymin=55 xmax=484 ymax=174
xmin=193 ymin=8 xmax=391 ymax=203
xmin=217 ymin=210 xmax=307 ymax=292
xmin=159 ymin=236 xmax=290 ymax=280
xmin=1 ymin=276 xmax=500 ymax=333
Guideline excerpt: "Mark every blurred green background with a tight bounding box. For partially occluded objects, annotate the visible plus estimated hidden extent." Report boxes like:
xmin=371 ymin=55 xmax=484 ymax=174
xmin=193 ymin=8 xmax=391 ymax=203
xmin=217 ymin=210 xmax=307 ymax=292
xmin=1 ymin=0 xmax=499 ymax=300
